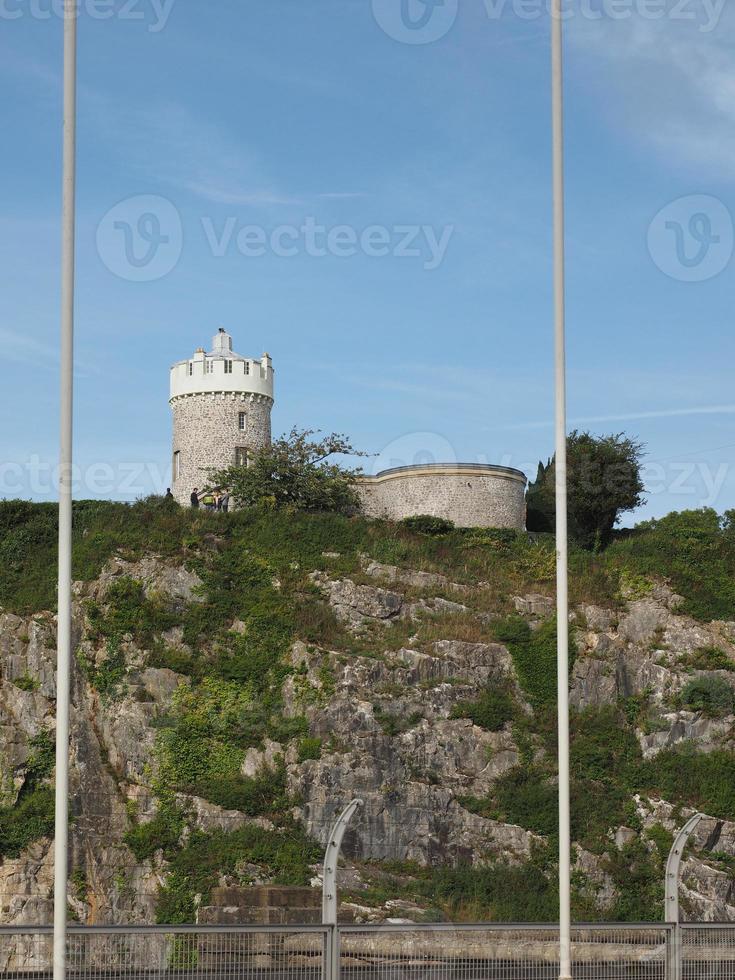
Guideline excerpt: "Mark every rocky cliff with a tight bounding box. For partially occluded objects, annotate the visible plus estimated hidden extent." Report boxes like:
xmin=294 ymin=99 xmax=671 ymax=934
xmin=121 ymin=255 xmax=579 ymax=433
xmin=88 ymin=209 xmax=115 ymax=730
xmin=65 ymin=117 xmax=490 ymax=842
xmin=0 ymin=501 xmax=734 ymax=925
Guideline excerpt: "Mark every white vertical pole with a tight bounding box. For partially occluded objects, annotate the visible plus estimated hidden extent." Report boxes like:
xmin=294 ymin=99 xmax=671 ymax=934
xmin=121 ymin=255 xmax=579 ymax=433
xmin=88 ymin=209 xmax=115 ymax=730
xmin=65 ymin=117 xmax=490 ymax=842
xmin=550 ymin=2 xmax=571 ymax=979
xmin=54 ymin=1 xmax=77 ymax=977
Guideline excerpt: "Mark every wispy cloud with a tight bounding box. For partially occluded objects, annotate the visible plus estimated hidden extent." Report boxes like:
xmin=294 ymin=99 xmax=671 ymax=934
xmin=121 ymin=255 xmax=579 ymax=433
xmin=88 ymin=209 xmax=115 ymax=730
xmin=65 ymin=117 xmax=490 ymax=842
xmin=317 ymin=192 xmax=368 ymax=200
xmin=500 ymin=404 xmax=735 ymax=431
xmin=0 ymin=328 xmax=97 ymax=376
xmin=82 ymin=94 xmax=302 ymax=207
xmin=0 ymin=328 xmax=60 ymax=366
xmin=569 ymin=7 xmax=735 ymax=175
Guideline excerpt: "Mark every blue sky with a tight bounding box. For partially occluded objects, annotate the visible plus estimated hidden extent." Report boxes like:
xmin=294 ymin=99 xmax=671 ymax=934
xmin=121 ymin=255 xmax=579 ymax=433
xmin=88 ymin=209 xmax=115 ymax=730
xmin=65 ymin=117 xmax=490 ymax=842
xmin=1 ymin=0 xmax=734 ymax=523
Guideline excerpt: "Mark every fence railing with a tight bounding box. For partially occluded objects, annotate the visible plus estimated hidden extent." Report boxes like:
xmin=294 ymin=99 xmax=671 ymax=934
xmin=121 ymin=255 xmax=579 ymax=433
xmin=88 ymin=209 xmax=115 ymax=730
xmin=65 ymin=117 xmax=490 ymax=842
xmin=0 ymin=922 xmax=731 ymax=979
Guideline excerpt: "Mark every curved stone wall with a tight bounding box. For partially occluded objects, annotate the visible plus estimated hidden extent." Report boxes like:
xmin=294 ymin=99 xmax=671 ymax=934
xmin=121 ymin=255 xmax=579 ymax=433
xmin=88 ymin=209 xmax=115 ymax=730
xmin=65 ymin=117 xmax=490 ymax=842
xmin=357 ymin=463 xmax=527 ymax=530
xmin=171 ymin=393 xmax=272 ymax=505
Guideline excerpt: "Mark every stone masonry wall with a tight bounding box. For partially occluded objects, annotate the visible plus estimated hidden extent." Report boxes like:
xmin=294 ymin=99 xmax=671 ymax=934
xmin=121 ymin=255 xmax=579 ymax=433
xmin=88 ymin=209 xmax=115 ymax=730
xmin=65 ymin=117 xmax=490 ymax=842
xmin=357 ymin=467 xmax=526 ymax=530
xmin=171 ymin=393 xmax=272 ymax=505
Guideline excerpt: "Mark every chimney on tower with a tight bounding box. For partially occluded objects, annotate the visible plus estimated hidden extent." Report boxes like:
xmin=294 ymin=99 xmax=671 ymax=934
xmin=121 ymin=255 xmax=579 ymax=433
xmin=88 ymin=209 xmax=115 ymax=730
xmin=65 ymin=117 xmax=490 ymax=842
xmin=212 ymin=328 xmax=233 ymax=355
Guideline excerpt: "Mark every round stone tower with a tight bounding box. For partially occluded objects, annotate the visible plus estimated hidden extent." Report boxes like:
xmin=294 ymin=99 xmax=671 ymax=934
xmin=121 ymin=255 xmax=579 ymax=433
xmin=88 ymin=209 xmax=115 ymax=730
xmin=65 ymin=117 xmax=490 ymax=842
xmin=169 ymin=328 xmax=274 ymax=504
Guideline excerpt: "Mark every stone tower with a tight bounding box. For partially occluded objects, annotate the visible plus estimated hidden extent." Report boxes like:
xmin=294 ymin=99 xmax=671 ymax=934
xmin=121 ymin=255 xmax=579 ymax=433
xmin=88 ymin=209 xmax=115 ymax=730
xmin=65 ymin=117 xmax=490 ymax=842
xmin=169 ymin=329 xmax=274 ymax=504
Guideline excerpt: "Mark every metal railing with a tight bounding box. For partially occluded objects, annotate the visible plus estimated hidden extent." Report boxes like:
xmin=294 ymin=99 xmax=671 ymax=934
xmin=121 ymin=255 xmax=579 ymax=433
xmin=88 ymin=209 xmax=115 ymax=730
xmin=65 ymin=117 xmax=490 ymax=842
xmin=0 ymin=925 xmax=328 ymax=979
xmin=1 ymin=922 xmax=733 ymax=980
xmin=681 ymin=924 xmax=735 ymax=980
xmin=338 ymin=924 xmax=670 ymax=980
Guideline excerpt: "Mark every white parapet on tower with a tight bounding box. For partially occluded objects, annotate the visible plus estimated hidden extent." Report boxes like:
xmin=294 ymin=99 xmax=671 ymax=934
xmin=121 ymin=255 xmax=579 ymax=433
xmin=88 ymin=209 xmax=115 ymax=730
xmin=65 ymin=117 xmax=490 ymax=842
xmin=169 ymin=328 xmax=274 ymax=504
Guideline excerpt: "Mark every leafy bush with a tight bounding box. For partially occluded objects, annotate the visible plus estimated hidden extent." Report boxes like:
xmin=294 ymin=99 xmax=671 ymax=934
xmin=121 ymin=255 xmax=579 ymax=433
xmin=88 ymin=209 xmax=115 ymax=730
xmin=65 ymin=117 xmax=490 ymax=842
xmin=492 ymin=615 xmax=572 ymax=711
xmin=12 ymin=675 xmax=39 ymax=692
xmin=0 ymin=504 xmax=59 ymax=612
xmin=88 ymin=577 xmax=176 ymax=647
xmin=603 ymin=838 xmax=664 ymax=921
xmin=373 ymin=706 xmax=423 ymax=736
xmin=0 ymin=788 xmax=55 ymax=858
xmin=571 ymin=707 xmax=640 ymax=782
xmin=189 ymin=762 xmax=292 ymax=815
xmin=680 ymin=676 xmax=734 ymax=717
xmin=124 ymin=803 xmax=185 ymax=861
xmin=0 ymin=732 xmax=56 ymax=859
xmin=401 ymin=515 xmax=454 ymax=536
xmin=415 ymin=856 xmax=558 ymax=922
xmin=24 ymin=732 xmax=55 ymax=788
xmin=77 ymin=638 xmax=127 ymax=702
xmin=148 ymin=641 xmax=196 ymax=677
xmin=296 ymin=737 xmax=322 ymax=762
xmin=569 ymin=707 xmax=642 ymax=846
xmin=210 ymin=428 xmax=366 ymax=514
xmin=688 ymin=646 xmax=735 ymax=672
xmin=638 ymin=747 xmax=735 ymax=819
xmin=451 ymin=687 xmax=516 ymax=731
xmin=0 ymin=497 xmax=205 ymax=616
xmin=493 ymin=766 xmax=559 ymax=837
xmin=607 ymin=509 xmax=735 ymax=621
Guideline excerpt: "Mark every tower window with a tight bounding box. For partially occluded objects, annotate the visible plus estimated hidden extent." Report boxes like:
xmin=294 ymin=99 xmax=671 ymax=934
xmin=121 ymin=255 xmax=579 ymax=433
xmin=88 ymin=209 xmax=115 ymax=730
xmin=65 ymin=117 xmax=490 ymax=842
xmin=235 ymin=447 xmax=248 ymax=467
xmin=224 ymin=360 xmax=233 ymax=374
xmin=238 ymin=412 xmax=246 ymax=431
xmin=205 ymin=360 xmax=214 ymax=374
xmin=188 ymin=363 xmax=193 ymax=376
xmin=173 ymin=451 xmax=181 ymax=481
xmin=244 ymin=361 xmax=250 ymax=375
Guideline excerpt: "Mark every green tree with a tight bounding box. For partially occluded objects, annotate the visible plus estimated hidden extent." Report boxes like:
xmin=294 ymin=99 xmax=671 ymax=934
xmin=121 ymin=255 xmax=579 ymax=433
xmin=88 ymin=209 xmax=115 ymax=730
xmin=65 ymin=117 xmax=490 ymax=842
xmin=526 ymin=431 xmax=645 ymax=549
xmin=210 ymin=428 xmax=367 ymax=514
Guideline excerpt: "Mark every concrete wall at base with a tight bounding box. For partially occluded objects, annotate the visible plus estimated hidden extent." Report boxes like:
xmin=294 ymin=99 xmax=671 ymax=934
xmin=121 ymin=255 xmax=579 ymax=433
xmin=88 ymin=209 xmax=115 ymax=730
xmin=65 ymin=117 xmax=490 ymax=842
xmin=357 ymin=464 xmax=527 ymax=530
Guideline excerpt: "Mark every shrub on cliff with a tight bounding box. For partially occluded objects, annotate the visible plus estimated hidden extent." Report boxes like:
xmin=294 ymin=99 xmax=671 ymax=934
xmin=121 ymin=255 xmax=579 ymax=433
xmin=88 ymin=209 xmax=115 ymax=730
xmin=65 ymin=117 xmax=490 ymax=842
xmin=607 ymin=508 xmax=735 ymax=621
xmin=210 ymin=428 xmax=367 ymax=514
xmin=680 ymin=676 xmax=734 ymax=717
xmin=451 ymin=686 xmax=516 ymax=731
xmin=401 ymin=515 xmax=454 ymax=535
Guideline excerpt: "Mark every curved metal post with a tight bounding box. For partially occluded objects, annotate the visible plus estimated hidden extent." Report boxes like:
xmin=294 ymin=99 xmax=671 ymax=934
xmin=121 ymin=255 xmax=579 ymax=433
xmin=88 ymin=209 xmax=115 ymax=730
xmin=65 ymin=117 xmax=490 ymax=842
xmin=665 ymin=813 xmax=702 ymax=980
xmin=322 ymin=799 xmax=363 ymax=924
xmin=666 ymin=813 xmax=702 ymax=923
xmin=322 ymin=799 xmax=362 ymax=980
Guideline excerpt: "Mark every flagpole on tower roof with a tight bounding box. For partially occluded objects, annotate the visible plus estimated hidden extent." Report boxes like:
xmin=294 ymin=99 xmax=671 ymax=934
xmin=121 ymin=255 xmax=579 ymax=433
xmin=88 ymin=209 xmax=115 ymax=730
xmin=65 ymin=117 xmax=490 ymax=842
xmin=54 ymin=1 xmax=77 ymax=977
xmin=550 ymin=2 xmax=572 ymax=979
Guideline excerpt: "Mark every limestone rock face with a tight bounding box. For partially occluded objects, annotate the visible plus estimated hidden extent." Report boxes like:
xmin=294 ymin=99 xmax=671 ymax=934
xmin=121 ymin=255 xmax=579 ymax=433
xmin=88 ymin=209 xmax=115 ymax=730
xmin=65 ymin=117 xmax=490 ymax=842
xmin=571 ymin=590 xmax=735 ymax=751
xmin=286 ymin=641 xmax=531 ymax=865
xmin=2 ymin=555 xmax=735 ymax=926
xmin=0 ymin=840 xmax=54 ymax=924
xmin=76 ymin=556 xmax=204 ymax=608
xmin=310 ymin=573 xmax=403 ymax=629
xmin=638 ymin=711 xmax=734 ymax=759
xmin=363 ymin=559 xmax=469 ymax=595
xmin=513 ymin=594 xmax=555 ymax=619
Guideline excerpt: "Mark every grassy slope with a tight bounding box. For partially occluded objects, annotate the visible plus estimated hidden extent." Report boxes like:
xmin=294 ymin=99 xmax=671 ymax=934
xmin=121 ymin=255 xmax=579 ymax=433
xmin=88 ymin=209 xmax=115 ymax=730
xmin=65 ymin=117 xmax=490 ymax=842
xmin=1 ymin=498 xmax=735 ymax=921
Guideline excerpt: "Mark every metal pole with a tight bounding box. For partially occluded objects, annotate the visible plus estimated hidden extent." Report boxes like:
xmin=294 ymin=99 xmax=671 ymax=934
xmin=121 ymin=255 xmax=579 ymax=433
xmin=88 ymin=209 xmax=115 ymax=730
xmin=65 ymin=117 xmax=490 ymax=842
xmin=665 ymin=813 xmax=702 ymax=923
xmin=54 ymin=2 xmax=77 ymax=978
xmin=322 ymin=799 xmax=363 ymax=923
xmin=322 ymin=800 xmax=362 ymax=980
xmin=550 ymin=3 xmax=571 ymax=979
xmin=665 ymin=813 xmax=702 ymax=980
